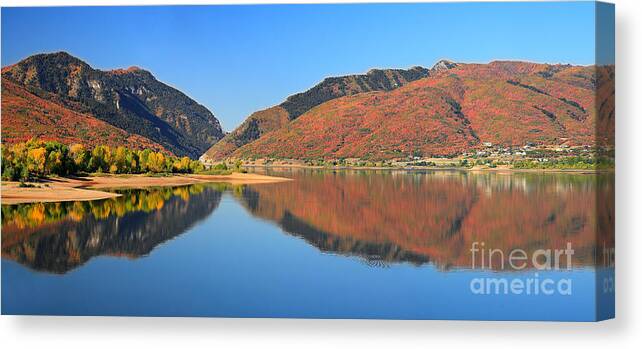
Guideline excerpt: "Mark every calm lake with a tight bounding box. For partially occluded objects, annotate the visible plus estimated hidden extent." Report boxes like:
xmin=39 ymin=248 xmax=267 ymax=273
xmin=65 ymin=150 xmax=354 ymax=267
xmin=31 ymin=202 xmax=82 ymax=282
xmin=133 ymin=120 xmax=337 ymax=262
xmin=1 ymin=169 xmax=614 ymax=320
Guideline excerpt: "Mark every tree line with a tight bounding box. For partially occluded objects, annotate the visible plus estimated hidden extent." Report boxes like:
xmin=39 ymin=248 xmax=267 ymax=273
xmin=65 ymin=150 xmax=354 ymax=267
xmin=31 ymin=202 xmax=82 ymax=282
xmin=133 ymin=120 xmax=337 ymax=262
xmin=1 ymin=139 xmax=205 ymax=182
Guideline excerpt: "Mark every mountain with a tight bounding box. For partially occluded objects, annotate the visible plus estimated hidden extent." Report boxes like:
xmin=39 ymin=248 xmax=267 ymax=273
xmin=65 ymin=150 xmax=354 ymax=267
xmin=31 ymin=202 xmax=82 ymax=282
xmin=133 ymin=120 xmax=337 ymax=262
xmin=1 ymin=78 xmax=166 ymax=152
xmin=2 ymin=52 xmax=224 ymax=157
xmin=205 ymin=60 xmax=614 ymax=161
xmin=202 ymin=66 xmax=431 ymax=160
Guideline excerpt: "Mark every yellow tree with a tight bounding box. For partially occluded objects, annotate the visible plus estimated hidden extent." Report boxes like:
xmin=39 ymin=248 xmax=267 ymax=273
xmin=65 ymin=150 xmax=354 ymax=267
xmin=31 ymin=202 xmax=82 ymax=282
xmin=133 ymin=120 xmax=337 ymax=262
xmin=69 ymin=144 xmax=88 ymax=171
xmin=154 ymin=152 xmax=166 ymax=172
xmin=173 ymin=156 xmax=192 ymax=173
xmin=27 ymin=147 xmax=47 ymax=176
xmin=114 ymin=146 xmax=128 ymax=173
xmin=147 ymin=152 xmax=158 ymax=173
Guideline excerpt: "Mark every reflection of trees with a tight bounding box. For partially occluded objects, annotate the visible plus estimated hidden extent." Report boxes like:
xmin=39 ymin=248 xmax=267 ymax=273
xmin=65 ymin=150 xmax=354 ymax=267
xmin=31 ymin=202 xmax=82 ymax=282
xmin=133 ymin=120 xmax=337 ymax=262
xmin=1 ymin=184 xmax=226 ymax=273
xmin=1 ymin=171 xmax=615 ymax=273
xmin=2 ymin=186 xmax=198 ymax=229
xmin=237 ymin=170 xmax=614 ymax=269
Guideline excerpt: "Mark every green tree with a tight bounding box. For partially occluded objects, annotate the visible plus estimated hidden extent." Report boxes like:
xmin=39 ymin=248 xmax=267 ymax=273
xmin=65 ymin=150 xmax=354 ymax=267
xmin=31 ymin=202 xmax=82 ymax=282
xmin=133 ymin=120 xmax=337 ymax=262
xmin=89 ymin=145 xmax=110 ymax=173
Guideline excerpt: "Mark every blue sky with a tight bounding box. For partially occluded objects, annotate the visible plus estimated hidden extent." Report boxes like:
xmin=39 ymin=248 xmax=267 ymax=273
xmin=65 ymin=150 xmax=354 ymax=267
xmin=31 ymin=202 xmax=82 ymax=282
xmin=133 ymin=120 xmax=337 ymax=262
xmin=1 ymin=2 xmax=610 ymax=131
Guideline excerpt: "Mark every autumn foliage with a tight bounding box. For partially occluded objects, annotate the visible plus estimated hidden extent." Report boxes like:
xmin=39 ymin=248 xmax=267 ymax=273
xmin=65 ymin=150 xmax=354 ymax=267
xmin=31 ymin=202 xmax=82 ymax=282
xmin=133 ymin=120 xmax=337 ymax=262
xmin=1 ymin=78 xmax=168 ymax=152
xmin=239 ymin=170 xmax=613 ymax=269
xmin=1 ymin=139 xmax=204 ymax=181
xmin=211 ymin=61 xmax=615 ymax=161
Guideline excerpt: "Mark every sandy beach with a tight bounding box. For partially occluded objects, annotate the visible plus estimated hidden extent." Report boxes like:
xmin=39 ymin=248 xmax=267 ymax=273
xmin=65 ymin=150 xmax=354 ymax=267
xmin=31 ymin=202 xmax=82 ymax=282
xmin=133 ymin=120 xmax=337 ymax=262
xmin=0 ymin=173 xmax=291 ymax=204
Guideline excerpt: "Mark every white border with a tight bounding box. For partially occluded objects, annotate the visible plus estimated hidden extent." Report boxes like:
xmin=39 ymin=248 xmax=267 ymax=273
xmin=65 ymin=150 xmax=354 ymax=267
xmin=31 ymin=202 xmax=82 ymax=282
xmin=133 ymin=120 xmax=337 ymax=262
xmin=1 ymin=0 xmax=641 ymax=348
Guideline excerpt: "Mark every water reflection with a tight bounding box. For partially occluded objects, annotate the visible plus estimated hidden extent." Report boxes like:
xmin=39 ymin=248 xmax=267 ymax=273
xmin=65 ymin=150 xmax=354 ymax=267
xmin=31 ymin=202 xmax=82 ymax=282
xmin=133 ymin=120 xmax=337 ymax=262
xmin=238 ymin=169 xmax=614 ymax=269
xmin=2 ymin=170 xmax=614 ymax=274
xmin=2 ymin=184 xmax=226 ymax=273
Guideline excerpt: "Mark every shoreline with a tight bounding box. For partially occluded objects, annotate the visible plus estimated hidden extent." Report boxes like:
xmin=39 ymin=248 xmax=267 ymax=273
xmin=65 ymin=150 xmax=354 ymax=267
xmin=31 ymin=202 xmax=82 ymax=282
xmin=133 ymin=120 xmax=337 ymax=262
xmin=243 ymin=164 xmax=613 ymax=174
xmin=0 ymin=173 xmax=291 ymax=205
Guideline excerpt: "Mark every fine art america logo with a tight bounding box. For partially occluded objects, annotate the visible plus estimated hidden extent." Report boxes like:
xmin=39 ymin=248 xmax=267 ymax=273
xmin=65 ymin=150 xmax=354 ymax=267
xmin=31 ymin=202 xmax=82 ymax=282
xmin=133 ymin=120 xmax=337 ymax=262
xmin=468 ymin=242 xmax=574 ymax=296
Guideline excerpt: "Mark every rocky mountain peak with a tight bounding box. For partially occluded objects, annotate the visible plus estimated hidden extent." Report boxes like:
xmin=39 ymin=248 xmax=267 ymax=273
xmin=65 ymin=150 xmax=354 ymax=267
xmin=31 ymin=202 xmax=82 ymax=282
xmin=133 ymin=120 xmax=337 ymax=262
xmin=431 ymin=59 xmax=458 ymax=72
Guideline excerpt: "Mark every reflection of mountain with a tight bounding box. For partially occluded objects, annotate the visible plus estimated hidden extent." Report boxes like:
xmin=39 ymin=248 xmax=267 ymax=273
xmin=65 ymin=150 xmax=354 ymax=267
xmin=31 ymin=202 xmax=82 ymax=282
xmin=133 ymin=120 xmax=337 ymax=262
xmin=2 ymin=171 xmax=614 ymax=273
xmin=281 ymin=210 xmax=431 ymax=266
xmin=237 ymin=170 xmax=614 ymax=269
xmin=1 ymin=185 xmax=223 ymax=273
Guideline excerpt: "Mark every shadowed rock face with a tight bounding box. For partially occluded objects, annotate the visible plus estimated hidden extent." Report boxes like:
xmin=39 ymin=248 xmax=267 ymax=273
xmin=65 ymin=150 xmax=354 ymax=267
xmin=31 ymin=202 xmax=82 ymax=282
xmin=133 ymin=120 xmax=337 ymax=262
xmin=234 ymin=170 xmax=614 ymax=269
xmin=2 ymin=52 xmax=224 ymax=157
xmin=1 ymin=185 xmax=224 ymax=273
